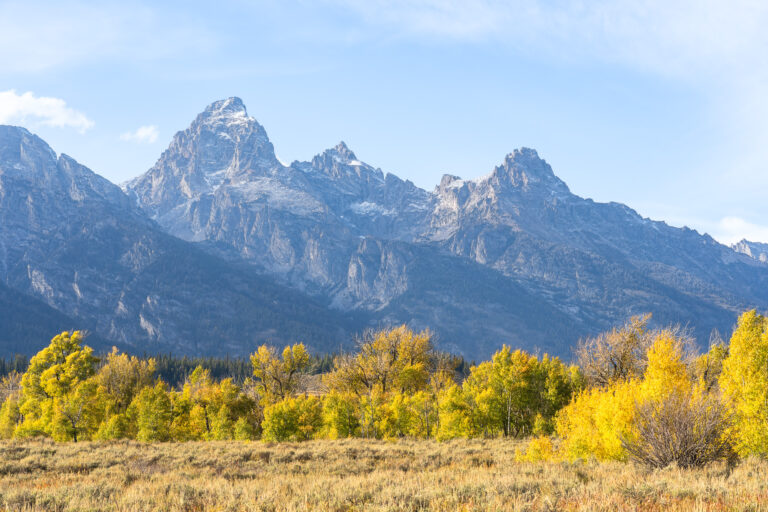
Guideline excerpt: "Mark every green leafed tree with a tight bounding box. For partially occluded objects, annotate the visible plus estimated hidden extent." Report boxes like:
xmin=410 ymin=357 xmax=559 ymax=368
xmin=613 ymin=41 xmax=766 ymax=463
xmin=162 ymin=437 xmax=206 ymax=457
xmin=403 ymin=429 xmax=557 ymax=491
xmin=128 ymin=381 xmax=174 ymax=442
xmin=262 ymin=395 xmax=322 ymax=442
xmin=16 ymin=331 xmax=101 ymax=441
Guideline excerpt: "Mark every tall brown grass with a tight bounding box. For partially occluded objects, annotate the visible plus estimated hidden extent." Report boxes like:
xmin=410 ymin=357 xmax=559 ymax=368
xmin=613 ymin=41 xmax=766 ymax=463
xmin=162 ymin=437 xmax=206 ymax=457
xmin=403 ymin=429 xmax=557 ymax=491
xmin=1 ymin=438 xmax=765 ymax=511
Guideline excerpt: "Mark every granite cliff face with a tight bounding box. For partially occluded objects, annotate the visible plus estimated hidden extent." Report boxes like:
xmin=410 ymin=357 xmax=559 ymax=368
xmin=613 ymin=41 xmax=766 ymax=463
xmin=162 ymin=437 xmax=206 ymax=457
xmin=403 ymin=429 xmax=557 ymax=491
xmin=422 ymin=148 xmax=768 ymax=337
xmin=123 ymin=98 xmax=768 ymax=354
xmin=733 ymin=240 xmax=768 ymax=263
xmin=124 ymin=99 xmax=431 ymax=300
xmin=123 ymin=99 xmax=578 ymax=356
xmin=0 ymin=125 xmax=355 ymax=356
xmin=3 ymin=97 xmax=767 ymax=359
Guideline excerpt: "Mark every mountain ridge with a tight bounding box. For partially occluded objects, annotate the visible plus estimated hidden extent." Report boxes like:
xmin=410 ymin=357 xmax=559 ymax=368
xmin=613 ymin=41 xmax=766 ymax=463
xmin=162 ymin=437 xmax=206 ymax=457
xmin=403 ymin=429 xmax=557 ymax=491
xmin=0 ymin=124 xmax=362 ymax=356
xmin=123 ymin=98 xmax=768 ymax=353
xmin=2 ymin=96 xmax=767 ymax=359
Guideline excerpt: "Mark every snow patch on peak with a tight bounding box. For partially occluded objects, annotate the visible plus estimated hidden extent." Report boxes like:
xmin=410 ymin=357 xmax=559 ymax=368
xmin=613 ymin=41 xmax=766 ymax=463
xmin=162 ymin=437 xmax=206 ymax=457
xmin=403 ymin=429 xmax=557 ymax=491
xmin=203 ymin=168 xmax=229 ymax=192
xmin=205 ymin=97 xmax=246 ymax=115
xmin=350 ymin=201 xmax=395 ymax=217
xmin=199 ymin=97 xmax=254 ymax=128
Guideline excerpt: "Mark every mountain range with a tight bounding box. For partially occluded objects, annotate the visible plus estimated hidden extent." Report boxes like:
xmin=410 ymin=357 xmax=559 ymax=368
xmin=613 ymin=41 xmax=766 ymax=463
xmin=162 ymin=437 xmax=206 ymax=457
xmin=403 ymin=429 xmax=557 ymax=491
xmin=1 ymin=97 xmax=766 ymax=358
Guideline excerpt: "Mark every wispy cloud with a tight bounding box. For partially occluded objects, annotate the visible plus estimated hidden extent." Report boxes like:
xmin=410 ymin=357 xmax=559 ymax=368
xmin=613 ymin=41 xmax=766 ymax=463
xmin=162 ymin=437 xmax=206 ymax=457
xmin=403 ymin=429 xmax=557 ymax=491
xmin=0 ymin=90 xmax=94 ymax=133
xmin=328 ymin=1 xmax=768 ymax=78
xmin=120 ymin=125 xmax=159 ymax=144
xmin=0 ymin=1 xmax=216 ymax=73
xmin=711 ymin=217 xmax=768 ymax=245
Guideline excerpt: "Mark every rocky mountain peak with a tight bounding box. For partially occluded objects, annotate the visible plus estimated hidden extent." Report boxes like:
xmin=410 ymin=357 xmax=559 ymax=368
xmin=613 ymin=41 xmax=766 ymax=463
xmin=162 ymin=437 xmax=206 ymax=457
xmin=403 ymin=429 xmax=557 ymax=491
xmin=0 ymin=126 xmax=132 ymax=212
xmin=124 ymin=98 xmax=280 ymax=218
xmin=198 ymin=97 xmax=248 ymax=122
xmin=189 ymin=97 xmax=269 ymax=144
xmin=0 ymin=125 xmax=56 ymax=174
xmin=435 ymin=174 xmax=468 ymax=197
xmin=314 ymin=140 xmax=360 ymax=166
xmin=330 ymin=141 xmax=357 ymax=162
xmin=488 ymin=147 xmax=570 ymax=195
xmin=439 ymin=174 xmax=462 ymax=187
xmin=310 ymin=141 xmax=382 ymax=182
xmin=732 ymin=239 xmax=768 ymax=263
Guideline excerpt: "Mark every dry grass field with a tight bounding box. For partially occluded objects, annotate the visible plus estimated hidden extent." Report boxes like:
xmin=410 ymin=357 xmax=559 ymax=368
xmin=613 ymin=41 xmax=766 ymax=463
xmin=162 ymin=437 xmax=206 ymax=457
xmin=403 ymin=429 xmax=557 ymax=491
xmin=1 ymin=439 xmax=768 ymax=511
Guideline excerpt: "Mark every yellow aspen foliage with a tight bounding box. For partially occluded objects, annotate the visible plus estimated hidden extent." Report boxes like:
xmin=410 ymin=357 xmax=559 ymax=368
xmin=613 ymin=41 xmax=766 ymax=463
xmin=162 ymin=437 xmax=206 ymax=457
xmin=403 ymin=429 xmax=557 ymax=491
xmin=322 ymin=391 xmax=360 ymax=439
xmin=251 ymin=343 xmax=310 ymax=406
xmin=0 ymin=371 xmax=21 ymax=405
xmin=436 ymin=384 xmax=472 ymax=441
xmin=233 ymin=416 xmax=255 ymax=440
xmin=323 ymin=326 xmax=435 ymax=438
xmin=641 ymin=332 xmax=692 ymax=399
xmin=719 ymin=310 xmax=768 ymax=457
xmin=262 ymin=395 xmax=323 ymax=442
xmin=187 ymin=404 xmax=210 ymax=440
xmin=50 ymin=378 xmax=101 ymax=442
xmin=128 ymin=381 xmax=173 ymax=442
xmin=557 ymin=330 xmax=696 ymax=461
xmin=435 ymin=347 xmax=577 ymax=440
xmin=695 ymin=341 xmax=728 ymax=392
xmin=94 ymin=413 xmax=130 ymax=440
xmin=378 ymin=391 xmax=436 ymax=439
xmin=515 ymin=435 xmax=557 ymax=462
xmin=0 ymin=397 xmax=20 ymax=439
xmin=210 ymin=404 xmax=234 ymax=440
xmin=16 ymin=331 xmax=100 ymax=441
xmin=96 ymin=347 xmax=156 ymax=414
xmin=556 ymin=379 xmax=637 ymax=461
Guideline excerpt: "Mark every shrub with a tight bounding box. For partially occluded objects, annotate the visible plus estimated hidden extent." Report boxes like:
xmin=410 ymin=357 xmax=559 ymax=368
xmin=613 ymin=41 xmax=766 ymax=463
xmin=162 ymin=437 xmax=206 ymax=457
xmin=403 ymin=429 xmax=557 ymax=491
xmin=622 ymin=389 xmax=735 ymax=468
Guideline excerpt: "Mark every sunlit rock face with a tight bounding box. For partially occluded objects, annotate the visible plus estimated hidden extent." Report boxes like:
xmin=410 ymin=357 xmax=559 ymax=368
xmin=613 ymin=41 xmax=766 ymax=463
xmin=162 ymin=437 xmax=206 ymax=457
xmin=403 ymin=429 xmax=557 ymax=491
xmin=0 ymin=125 xmax=354 ymax=356
xmin=2 ymin=96 xmax=766 ymax=359
xmin=123 ymin=98 xmax=768 ymax=356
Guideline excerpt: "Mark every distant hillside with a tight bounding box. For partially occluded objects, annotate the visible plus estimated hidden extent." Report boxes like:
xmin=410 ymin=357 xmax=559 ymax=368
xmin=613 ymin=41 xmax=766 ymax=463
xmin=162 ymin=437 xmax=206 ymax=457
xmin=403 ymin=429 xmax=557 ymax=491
xmin=0 ymin=280 xmax=111 ymax=355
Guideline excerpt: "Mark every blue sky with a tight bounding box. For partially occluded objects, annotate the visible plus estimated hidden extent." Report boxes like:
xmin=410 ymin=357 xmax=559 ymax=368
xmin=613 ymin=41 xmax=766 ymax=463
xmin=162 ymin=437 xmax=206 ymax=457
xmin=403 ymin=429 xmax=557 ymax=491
xmin=1 ymin=0 xmax=767 ymax=243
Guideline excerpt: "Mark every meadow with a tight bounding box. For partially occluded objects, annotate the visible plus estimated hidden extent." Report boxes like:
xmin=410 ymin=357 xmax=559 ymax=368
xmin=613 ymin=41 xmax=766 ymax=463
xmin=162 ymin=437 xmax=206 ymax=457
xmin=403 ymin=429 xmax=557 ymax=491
xmin=2 ymin=438 xmax=767 ymax=512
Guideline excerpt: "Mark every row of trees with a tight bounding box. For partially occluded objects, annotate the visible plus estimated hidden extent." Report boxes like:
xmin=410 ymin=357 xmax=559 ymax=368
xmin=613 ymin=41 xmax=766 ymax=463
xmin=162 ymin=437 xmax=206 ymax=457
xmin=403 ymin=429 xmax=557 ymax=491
xmin=0 ymin=326 xmax=577 ymax=443
xmin=3 ymin=312 xmax=768 ymax=469
xmin=0 ymin=353 xmax=339 ymax=387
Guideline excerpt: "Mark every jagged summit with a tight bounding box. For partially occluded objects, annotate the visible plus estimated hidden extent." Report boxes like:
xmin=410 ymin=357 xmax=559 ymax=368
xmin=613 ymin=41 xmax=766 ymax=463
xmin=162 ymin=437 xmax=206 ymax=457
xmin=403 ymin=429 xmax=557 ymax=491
xmin=0 ymin=125 xmax=54 ymax=159
xmin=0 ymin=124 xmax=32 ymax=136
xmin=122 ymin=97 xmax=280 ymax=221
xmin=329 ymin=141 xmax=357 ymax=162
xmin=188 ymin=97 xmax=264 ymax=137
xmin=312 ymin=141 xmax=363 ymax=167
xmin=486 ymin=147 xmax=570 ymax=194
xmin=200 ymin=96 xmax=248 ymax=118
xmin=733 ymin=239 xmax=768 ymax=263
xmin=498 ymin=148 xmax=553 ymax=179
xmin=116 ymin=99 xmax=768 ymax=357
xmin=439 ymin=174 xmax=463 ymax=188
xmin=309 ymin=140 xmax=381 ymax=182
